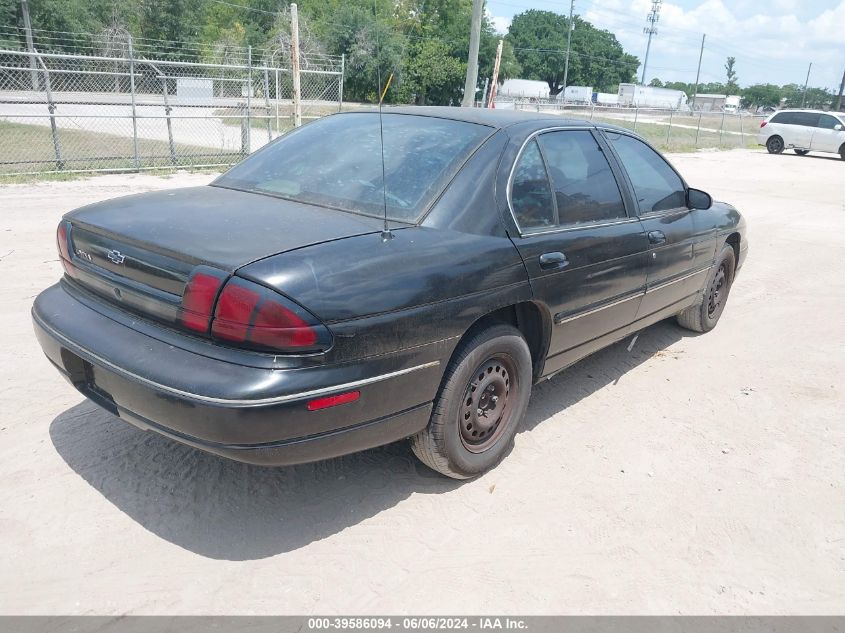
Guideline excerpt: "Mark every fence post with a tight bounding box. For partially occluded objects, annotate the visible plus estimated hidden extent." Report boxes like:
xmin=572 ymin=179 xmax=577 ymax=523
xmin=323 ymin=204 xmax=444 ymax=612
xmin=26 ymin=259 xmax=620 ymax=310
xmin=633 ymin=106 xmax=639 ymax=132
xmin=34 ymin=52 xmax=63 ymax=170
xmin=738 ymin=112 xmax=744 ymax=148
xmin=275 ymin=67 xmax=280 ymax=133
xmin=719 ymin=109 xmax=726 ymax=147
xmin=128 ymin=37 xmax=141 ymax=170
xmin=290 ymin=3 xmax=302 ymax=127
xmin=263 ymin=66 xmax=272 ymax=142
xmin=666 ymin=108 xmax=673 ymax=147
xmin=590 ymin=99 xmax=595 ymax=120
xmin=246 ymin=46 xmax=252 ymax=151
xmin=148 ymin=61 xmax=177 ymax=166
xmin=338 ymin=53 xmax=345 ymax=112
xmin=695 ymin=112 xmax=702 ymax=146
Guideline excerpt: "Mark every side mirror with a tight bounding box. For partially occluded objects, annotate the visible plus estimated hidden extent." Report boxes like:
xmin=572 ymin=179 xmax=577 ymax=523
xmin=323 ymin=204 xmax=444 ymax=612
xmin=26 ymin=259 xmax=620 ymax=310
xmin=835 ymin=124 xmax=843 ymax=131
xmin=687 ymin=188 xmax=712 ymax=210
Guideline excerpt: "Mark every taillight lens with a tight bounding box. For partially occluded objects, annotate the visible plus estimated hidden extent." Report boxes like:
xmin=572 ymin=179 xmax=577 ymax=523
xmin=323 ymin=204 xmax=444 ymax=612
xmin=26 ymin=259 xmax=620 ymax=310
xmin=179 ymin=267 xmax=227 ymax=333
xmin=56 ymin=221 xmax=75 ymax=275
xmin=760 ymin=121 xmax=767 ymax=128
xmin=210 ymin=277 xmax=331 ymax=353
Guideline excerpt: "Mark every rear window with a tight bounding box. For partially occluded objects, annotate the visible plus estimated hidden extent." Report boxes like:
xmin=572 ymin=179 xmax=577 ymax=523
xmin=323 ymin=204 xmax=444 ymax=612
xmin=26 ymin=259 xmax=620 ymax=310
xmin=213 ymin=113 xmax=492 ymax=223
xmin=771 ymin=111 xmax=820 ymax=127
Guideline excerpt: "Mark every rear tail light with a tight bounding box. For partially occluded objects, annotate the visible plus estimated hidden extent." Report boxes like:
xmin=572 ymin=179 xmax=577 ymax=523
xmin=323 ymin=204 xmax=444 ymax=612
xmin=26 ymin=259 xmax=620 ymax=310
xmin=178 ymin=273 xmax=331 ymax=353
xmin=760 ymin=121 xmax=767 ymax=128
xmin=56 ymin=221 xmax=75 ymax=276
xmin=211 ymin=277 xmax=330 ymax=352
xmin=179 ymin=267 xmax=227 ymax=333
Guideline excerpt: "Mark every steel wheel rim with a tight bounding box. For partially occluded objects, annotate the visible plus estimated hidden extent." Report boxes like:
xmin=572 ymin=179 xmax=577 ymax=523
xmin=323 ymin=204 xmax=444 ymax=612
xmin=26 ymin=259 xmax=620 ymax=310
xmin=707 ymin=264 xmax=727 ymax=317
xmin=459 ymin=355 xmax=516 ymax=453
xmin=769 ymin=138 xmax=783 ymax=152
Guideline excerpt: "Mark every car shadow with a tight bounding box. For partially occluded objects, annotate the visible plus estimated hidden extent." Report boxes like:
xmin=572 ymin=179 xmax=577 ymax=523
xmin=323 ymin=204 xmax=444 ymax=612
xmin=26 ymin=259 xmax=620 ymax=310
xmin=49 ymin=319 xmax=690 ymax=561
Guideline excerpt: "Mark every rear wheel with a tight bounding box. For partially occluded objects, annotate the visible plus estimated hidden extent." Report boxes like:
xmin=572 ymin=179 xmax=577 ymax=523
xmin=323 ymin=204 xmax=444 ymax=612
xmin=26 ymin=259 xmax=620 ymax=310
xmin=794 ymin=149 xmax=809 ymax=156
xmin=840 ymin=145 xmax=845 ymax=161
xmin=676 ymin=244 xmax=736 ymax=333
xmin=411 ymin=324 xmax=532 ymax=479
xmin=766 ymin=136 xmax=784 ymax=154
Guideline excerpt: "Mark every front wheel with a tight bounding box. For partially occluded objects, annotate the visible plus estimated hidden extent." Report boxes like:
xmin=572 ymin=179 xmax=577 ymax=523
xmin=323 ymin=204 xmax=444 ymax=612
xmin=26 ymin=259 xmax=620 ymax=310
xmin=676 ymin=244 xmax=736 ymax=333
xmin=766 ymin=136 xmax=784 ymax=154
xmin=411 ymin=324 xmax=532 ymax=479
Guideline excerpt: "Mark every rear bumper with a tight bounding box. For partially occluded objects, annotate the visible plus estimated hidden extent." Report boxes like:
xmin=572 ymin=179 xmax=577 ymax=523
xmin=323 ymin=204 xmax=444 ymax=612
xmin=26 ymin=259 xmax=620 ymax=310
xmin=33 ymin=281 xmax=442 ymax=466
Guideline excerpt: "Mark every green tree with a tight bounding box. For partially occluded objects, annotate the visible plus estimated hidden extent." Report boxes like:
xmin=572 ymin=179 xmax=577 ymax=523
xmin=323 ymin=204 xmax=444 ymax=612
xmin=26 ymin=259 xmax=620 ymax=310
xmin=649 ymin=78 xmax=663 ymax=88
xmin=741 ymin=83 xmax=781 ymax=109
xmin=725 ymin=56 xmax=738 ymax=95
xmin=506 ymin=9 xmax=638 ymax=94
xmin=399 ymin=39 xmax=466 ymax=105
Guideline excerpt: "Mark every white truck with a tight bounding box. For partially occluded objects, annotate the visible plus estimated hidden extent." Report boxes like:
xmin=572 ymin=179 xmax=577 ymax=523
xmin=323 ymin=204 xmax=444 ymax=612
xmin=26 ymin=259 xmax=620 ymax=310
xmin=617 ymin=83 xmax=689 ymax=110
xmin=723 ymin=95 xmax=741 ymax=113
xmin=562 ymin=85 xmax=593 ymax=103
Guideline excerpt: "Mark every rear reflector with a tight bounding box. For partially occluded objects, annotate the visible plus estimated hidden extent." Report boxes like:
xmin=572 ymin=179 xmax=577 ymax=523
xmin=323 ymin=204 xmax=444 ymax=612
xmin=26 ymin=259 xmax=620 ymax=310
xmin=307 ymin=390 xmax=360 ymax=411
xmin=760 ymin=121 xmax=767 ymax=128
xmin=180 ymin=268 xmax=227 ymax=333
xmin=210 ymin=277 xmax=331 ymax=353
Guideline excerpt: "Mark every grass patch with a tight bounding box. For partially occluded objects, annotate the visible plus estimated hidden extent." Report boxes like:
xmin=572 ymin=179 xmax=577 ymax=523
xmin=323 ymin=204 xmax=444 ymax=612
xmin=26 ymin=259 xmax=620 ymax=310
xmin=0 ymin=120 xmax=243 ymax=177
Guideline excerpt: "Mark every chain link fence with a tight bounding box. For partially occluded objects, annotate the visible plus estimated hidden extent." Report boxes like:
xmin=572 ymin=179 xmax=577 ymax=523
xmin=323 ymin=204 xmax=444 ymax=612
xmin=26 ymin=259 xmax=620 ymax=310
xmin=500 ymin=98 xmax=762 ymax=152
xmin=0 ymin=46 xmax=344 ymax=176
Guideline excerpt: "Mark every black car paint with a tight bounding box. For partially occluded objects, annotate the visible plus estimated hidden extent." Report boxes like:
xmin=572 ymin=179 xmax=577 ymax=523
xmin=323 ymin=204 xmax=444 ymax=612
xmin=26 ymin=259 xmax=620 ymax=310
xmin=32 ymin=107 xmax=747 ymax=466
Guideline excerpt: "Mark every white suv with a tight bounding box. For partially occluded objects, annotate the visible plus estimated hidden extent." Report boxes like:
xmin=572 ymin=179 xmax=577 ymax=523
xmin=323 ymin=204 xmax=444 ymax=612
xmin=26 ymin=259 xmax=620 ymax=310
xmin=758 ymin=109 xmax=845 ymax=160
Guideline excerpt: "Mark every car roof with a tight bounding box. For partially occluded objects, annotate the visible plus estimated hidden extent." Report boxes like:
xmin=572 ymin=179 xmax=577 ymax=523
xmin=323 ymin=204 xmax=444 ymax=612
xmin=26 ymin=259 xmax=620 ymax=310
xmin=775 ymin=109 xmax=843 ymax=115
xmin=345 ymin=105 xmax=606 ymax=130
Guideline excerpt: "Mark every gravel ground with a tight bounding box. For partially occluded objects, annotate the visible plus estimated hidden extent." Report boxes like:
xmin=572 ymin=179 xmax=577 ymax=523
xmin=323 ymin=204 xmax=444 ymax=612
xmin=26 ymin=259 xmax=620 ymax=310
xmin=0 ymin=149 xmax=843 ymax=615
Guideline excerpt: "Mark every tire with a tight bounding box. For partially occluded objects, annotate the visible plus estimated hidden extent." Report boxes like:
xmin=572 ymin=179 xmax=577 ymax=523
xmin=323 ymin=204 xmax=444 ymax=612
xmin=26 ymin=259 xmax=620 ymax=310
xmin=840 ymin=145 xmax=845 ymax=161
xmin=794 ymin=149 xmax=809 ymax=156
xmin=766 ymin=136 xmax=784 ymax=154
xmin=676 ymin=244 xmax=736 ymax=333
xmin=411 ymin=324 xmax=532 ymax=479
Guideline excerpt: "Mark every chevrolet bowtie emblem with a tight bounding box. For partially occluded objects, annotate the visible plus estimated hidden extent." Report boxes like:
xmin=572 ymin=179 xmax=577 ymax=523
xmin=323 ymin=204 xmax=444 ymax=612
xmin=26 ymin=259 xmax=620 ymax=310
xmin=107 ymin=249 xmax=125 ymax=264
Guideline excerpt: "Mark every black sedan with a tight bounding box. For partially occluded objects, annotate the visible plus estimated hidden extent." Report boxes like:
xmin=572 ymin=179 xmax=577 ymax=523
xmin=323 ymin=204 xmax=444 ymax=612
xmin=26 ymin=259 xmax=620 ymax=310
xmin=33 ymin=107 xmax=747 ymax=479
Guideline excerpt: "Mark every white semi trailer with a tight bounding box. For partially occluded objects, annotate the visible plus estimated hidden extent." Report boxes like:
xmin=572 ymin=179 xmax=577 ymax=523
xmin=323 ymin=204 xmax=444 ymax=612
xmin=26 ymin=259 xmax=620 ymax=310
xmin=617 ymin=83 xmax=689 ymax=110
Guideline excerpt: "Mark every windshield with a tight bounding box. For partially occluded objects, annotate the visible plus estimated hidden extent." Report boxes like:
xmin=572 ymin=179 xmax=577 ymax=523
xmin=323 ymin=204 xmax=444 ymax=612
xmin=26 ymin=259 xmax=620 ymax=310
xmin=213 ymin=112 xmax=493 ymax=223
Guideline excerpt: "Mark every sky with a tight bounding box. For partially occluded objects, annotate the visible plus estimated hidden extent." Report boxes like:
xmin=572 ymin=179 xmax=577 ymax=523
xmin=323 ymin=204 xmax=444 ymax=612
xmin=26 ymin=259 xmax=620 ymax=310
xmin=485 ymin=0 xmax=845 ymax=91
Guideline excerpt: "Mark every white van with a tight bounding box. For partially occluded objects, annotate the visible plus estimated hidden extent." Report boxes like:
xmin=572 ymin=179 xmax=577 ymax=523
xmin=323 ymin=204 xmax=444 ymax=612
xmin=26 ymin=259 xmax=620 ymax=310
xmin=758 ymin=109 xmax=845 ymax=159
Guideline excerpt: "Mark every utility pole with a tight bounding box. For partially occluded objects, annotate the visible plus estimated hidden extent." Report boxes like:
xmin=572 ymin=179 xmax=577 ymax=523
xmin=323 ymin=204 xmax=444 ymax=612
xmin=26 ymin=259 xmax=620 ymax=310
xmin=461 ymin=0 xmax=484 ymax=107
xmin=20 ymin=0 xmax=38 ymax=90
xmin=691 ymin=33 xmax=705 ymax=111
xmin=487 ymin=39 xmax=503 ymax=108
xmin=290 ymin=3 xmax=302 ymax=127
xmin=835 ymin=66 xmax=844 ymax=111
xmin=801 ymin=62 xmax=812 ymax=108
xmin=562 ymin=0 xmax=575 ymax=100
xmin=640 ymin=0 xmax=662 ymax=85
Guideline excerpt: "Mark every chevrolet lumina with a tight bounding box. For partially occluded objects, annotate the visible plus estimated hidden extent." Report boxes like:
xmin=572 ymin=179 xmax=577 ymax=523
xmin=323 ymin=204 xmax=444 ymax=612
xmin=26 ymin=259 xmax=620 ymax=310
xmin=32 ymin=107 xmax=747 ymax=479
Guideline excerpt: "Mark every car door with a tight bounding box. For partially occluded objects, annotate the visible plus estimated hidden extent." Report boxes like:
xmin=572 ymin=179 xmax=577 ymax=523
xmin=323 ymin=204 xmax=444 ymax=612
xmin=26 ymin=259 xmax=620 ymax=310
xmin=506 ymin=128 xmax=650 ymax=375
xmin=811 ymin=113 xmax=845 ymax=153
xmin=789 ymin=112 xmax=819 ymax=148
xmin=602 ymin=130 xmax=706 ymax=320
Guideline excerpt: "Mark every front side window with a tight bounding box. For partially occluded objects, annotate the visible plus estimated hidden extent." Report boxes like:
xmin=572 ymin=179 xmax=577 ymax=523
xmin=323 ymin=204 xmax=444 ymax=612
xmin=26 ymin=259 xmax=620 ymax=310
xmin=538 ymin=130 xmax=626 ymax=225
xmin=213 ymin=113 xmax=491 ymax=223
xmin=510 ymin=139 xmax=555 ymax=230
xmin=606 ymin=132 xmax=686 ymax=213
xmin=818 ymin=114 xmax=842 ymax=129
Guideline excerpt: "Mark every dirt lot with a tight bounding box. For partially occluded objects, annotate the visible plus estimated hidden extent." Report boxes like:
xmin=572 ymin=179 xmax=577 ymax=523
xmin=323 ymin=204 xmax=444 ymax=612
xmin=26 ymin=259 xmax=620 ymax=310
xmin=0 ymin=149 xmax=843 ymax=615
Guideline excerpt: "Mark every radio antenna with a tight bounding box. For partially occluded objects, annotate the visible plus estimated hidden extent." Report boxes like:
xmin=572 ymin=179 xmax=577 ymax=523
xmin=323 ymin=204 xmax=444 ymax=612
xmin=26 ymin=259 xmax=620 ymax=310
xmin=373 ymin=0 xmax=393 ymax=241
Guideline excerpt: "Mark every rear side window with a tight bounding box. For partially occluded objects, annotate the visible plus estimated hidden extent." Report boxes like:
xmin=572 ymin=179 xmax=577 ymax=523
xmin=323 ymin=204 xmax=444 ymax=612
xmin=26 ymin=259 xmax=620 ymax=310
xmin=818 ymin=114 xmax=842 ymax=129
xmin=510 ymin=139 xmax=555 ymax=230
xmin=795 ymin=112 xmax=820 ymax=127
xmin=770 ymin=112 xmax=793 ymax=124
xmin=606 ymin=132 xmax=686 ymax=213
xmin=537 ymin=130 xmax=626 ymax=225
